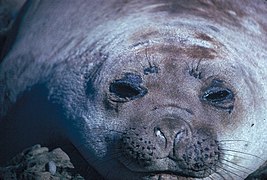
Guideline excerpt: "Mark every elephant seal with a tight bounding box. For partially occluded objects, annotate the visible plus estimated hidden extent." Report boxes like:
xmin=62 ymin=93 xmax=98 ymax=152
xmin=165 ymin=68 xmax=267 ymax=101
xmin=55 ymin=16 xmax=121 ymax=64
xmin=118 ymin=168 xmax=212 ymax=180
xmin=0 ymin=0 xmax=267 ymax=179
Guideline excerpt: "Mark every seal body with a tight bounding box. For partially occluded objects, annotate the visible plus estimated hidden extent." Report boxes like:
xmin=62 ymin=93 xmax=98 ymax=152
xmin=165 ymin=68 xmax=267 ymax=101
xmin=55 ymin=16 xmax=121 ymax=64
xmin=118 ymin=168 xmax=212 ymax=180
xmin=0 ymin=0 xmax=267 ymax=179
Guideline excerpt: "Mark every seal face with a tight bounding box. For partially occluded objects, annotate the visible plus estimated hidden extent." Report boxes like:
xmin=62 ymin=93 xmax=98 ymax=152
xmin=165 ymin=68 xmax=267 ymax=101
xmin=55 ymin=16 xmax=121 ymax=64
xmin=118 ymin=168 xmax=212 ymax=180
xmin=105 ymin=69 xmax=234 ymax=178
xmin=0 ymin=0 xmax=267 ymax=179
xmin=97 ymin=45 xmax=237 ymax=178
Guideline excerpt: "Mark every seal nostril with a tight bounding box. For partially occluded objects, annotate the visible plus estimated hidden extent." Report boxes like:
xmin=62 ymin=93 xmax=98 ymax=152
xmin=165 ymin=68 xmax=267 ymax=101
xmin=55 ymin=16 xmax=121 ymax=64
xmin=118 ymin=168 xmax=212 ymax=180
xmin=174 ymin=126 xmax=188 ymax=145
xmin=154 ymin=127 xmax=165 ymax=138
xmin=154 ymin=127 xmax=167 ymax=148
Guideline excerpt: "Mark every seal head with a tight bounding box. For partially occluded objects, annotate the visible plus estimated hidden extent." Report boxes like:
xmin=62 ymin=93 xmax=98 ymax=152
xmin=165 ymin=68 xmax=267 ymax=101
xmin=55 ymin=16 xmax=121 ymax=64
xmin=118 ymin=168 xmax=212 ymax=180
xmin=0 ymin=0 xmax=267 ymax=179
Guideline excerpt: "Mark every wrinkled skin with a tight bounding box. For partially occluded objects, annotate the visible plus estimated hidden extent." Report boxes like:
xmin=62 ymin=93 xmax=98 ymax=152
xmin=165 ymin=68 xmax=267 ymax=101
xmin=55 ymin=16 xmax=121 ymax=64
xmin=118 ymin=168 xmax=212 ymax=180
xmin=0 ymin=0 xmax=267 ymax=179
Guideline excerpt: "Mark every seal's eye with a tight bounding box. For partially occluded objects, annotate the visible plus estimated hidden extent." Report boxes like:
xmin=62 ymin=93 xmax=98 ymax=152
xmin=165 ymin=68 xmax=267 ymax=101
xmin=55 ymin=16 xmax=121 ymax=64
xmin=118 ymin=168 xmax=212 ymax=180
xmin=203 ymin=87 xmax=233 ymax=103
xmin=109 ymin=73 xmax=147 ymax=102
xmin=110 ymin=82 xmax=141 ymax=99
xmin=201 ymin=79 xmax=234 ymax=112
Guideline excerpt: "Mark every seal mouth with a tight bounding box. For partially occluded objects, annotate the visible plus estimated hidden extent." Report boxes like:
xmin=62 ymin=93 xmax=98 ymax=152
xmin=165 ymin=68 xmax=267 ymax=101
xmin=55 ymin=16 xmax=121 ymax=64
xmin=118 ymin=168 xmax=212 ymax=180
xmin=139 ymin=170 xmax=209 ymax=180
xmin=141 ymin=170 xmax=209 ymax=179
xmin=143 ymin=172 xmax=186 ymax=180
xmin=118 ymin=157 xmax=212 ymax=179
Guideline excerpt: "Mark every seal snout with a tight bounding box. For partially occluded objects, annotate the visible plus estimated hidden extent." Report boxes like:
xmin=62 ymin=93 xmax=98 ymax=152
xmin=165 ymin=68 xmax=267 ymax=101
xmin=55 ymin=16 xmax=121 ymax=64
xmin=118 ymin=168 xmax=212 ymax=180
xmin=120 ymin=110 xmax=221 ymax=177
xmin=153 ymin=117 xmax=192 ymax=157
xmin=120 ymin=115 xmax=193 ymax=162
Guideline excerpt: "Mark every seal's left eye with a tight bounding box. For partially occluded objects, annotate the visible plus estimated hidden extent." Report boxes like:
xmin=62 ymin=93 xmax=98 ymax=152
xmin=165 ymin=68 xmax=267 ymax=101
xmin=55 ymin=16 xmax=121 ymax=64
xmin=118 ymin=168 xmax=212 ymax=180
xmin=203 ymin=87 xmax=233 ymax=103
xmin=109 ymin=73 xmax=147 ymax=102
xmin=201 ymin=80 xmax=234 ymax=112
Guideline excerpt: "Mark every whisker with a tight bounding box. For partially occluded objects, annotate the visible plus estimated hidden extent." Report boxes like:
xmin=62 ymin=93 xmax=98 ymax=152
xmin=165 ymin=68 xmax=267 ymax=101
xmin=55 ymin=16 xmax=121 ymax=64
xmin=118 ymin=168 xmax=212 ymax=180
xmin=221 ymin=152 xmax=251 ymax=161
xmin=220 ymin=160 xmax=249 ymax=174
xmin=206 ymin=165 xmax=226 ymax=180
xmin=220 ymin=148 xmax=264 ymax=161
xmin=213 ymin=172 xmax=227 ymax=180
xmin=216 ymin=164 xmax=244 ymax=179
xmin=216 ymin=169 xmax=234 ymax=180
xmin=219 ymin=140 xmax=251 ymax=143
xmin=207 ymin=176 xmax=214 ymax=180
xmin=221 ymin=158 xmax=253 ymax=171
xmin=210 ymin=178 xmax=217 ymax=180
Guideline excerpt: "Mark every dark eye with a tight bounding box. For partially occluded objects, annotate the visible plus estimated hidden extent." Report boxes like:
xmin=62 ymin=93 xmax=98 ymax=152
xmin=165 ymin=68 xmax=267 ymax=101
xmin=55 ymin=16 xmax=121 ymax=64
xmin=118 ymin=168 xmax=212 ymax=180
xmin=109 ymin=73 xmax=147 ymax=101
xmin=202 ymin=87 xmax=233 ymax=103
xmin=110 ymin=82 xmax=142 ymax=99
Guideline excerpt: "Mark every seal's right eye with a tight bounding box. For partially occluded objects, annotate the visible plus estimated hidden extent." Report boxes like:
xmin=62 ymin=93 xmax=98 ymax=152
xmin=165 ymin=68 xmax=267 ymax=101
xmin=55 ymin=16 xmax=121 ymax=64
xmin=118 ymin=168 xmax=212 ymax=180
xmin=110 ymin=81 xmax=141 ymax=99
xmin=109 ymin=73 xmax=147 ymax=102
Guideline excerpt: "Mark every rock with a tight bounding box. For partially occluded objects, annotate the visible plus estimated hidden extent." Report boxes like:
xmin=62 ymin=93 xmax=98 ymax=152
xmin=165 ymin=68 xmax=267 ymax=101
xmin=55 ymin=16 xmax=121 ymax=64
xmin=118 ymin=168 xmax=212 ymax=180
xmin=45 ymin=161 xmax=57 ymax=175
xmin=0 ymin=144 xmax=85 ymax=180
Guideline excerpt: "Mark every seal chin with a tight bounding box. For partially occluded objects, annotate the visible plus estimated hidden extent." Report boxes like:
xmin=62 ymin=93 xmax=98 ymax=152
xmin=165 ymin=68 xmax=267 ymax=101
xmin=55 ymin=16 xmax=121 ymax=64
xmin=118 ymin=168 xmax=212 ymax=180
xmin=143 ymin=173 xmax=185 ymax=180
xmin=119 ymin=156 xmax=213 ymax=179
xmin=142 ymin=173 xmax=203 ymax=180
xmin=143 ymin=172 xmax=210 ymax=179
xmin=132 ymin=170 xmax=211 ymax=179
